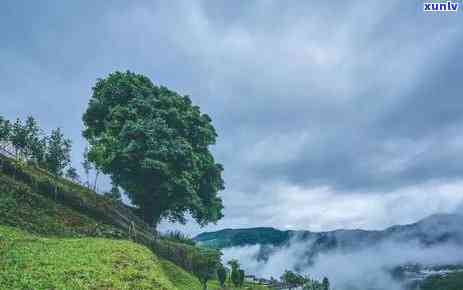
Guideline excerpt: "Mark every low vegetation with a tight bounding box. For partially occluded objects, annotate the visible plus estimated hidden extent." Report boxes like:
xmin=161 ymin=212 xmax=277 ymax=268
xmin=0 ymin=151 xmax=267 ymax=289
xmin=0 ymin=225 xmax=180 ymax=289
xmin=421 ymin=272 xmax=463 ymax=290
xmin=280 ymin=270 xmax=330 ymax=290
xmin=161 ymin=230 xmax=196 ymax=246
xmin=0 ymin=225 xmax=268 ymax=289
xmin=0 ymin=153 xmax=151 ymax=241
xmin=0 ymin=115 xmax=73 ymax=177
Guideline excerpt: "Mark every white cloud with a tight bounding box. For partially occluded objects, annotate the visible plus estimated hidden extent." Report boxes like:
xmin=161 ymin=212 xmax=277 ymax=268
xmin=161 ymin=179 xmax=463 ymax=235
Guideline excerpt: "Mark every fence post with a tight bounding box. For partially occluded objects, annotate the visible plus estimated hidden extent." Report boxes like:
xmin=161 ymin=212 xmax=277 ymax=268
xmin=128 ymin=221 xmax=136 ymax=241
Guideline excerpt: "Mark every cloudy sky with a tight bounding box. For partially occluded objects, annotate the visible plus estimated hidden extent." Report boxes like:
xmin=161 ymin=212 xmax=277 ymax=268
xmin=1 ymin=1 xmax=463 ymax=235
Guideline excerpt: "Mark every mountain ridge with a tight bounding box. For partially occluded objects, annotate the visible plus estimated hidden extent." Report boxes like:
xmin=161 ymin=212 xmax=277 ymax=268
xmin=194 ymin=213 xmax=463 ymax=250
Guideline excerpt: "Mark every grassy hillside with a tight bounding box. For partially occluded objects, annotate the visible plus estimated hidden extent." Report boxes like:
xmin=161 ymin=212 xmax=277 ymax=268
xmin=0 ymin=225 xmax=186 ymax=289
xmin=0 ymin=154 xmax=206 ymax=270
xmin=0 ymin=226 xmax=266 ymax=290
xmin=0 ymin=155 xmax=268 ymax=289
xmin=0 ymin=172 xmax=124 ymax=239
xmin=0 ymin=154 xmax=152 ymax=240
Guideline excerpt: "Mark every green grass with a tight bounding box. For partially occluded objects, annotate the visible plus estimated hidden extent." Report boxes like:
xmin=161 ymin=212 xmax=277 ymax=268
xmin=0 ymin=174 xmax=125 ymax=239
xmin=207 ymin=280 xmax=269 ymax=290
xmin=0 ymin=156 xmax=204 ymax=273
xmin=0 ymin=156 xmax=269 ymax=290
xmin=0 ymin=154 xmax=147 ymax=240
xmin=0 ymin=226 xmax=268 ymax=290
xmin=159 ymin=259 xmax=202 ymax=290
xmin=0 ymin=225 xmax=200 ymax=290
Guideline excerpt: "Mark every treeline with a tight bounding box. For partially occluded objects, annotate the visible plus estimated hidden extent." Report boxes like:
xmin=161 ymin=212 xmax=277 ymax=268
xmin=162 ymin=230 xmax=196 ymax=246
xmin=0 ymin=116 xmax=74 ymax=178
xmin=223 ymin=259 xmax=246 ymax=288
xmin=0 ymin=115 xmax=123 ymax=202
xmin=280 ymin=270 xmax=330 ymax=290
xmin=154 ymin=235 xmax=245 ymax=290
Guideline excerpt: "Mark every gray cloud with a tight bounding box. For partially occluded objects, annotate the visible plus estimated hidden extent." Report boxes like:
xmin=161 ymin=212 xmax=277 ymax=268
xmin=1 ymin=0 xmax=463 ymax=233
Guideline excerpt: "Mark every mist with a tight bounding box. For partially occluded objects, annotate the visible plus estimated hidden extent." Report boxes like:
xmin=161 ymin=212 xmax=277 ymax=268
xmin=221 ymin=236 xmax=463 ymax=290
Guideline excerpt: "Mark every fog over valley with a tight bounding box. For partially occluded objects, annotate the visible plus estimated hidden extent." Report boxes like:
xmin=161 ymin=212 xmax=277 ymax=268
xmin=222 ymin=238 xmax=463 ymax=290
xmin=202 ymin=213 xmax=463 ymax=290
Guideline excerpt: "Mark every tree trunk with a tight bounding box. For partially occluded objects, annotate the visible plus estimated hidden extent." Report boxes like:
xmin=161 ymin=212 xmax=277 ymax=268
xmin=142 ymin=206 xmax=162 ymax=230
xmin=93 ymin=170 xmax=100 ymax=192
xmin=85 ymin=172 xmax=90 ymax=189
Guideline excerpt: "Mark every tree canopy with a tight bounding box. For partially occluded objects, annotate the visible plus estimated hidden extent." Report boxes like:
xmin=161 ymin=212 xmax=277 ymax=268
xmin=45 ymin=128 xmax=72 ymax=176
xmin=104 ymin=181 xmax=122 ymax=202
xmin=228 ymin=259 xmax=241 ymax=287
xmin=217 ymin=264 xmax=227 ymax=287
xmin=82 ymin=71 xmax=224 ymax=228
xmin=322 ymin=277 xmax=330 ymax=290
xmin=0 ymin=115 xmax=72 ymax=177
xmin=238 ymin=269 xmax=245 ymax=287
xmin=281 ymin=270 xmax=308 ymax=289
xmin=192 ymin=249 xmax=221 ymax=290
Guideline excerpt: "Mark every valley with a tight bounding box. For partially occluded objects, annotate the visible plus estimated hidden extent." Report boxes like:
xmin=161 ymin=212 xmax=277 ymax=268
xmin=196 ymin=215 xmax=463 ymax=290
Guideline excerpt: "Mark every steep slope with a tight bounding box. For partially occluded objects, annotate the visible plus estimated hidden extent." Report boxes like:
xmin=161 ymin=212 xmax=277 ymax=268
xmin=0 ymin=153 xmax=205 ymax=270
xmin=0 ymin=154 xmax=203 ymax=289
xmin=0 ymin=154 xmax=152 ymax=241
xmin=0 ymin=225 xmax=203 ymax=290
xmin=385 ymin=213 xmax=463 ymax=245
xmin=0 ymin=154 xmax=269 ymax=290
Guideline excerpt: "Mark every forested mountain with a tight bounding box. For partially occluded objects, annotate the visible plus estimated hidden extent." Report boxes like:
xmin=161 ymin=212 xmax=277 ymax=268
xmin=196 ymin=214 xmax=463 ymax=289
xmin=195 ymin=213 xmax=463 ymax=253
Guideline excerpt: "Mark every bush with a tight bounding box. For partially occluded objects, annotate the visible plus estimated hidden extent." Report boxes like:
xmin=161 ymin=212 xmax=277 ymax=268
xmin=217 ymin=265 xmax=227 ymax=287
xmin=151 ymin=238 xmax=222 ymax=278
xmin=162 ymin=230 xmax=196 ymax=246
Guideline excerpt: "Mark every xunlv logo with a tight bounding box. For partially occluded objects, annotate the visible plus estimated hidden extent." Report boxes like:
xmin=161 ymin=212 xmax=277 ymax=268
xmin=423 ymin=1 xmax=459 ymax=11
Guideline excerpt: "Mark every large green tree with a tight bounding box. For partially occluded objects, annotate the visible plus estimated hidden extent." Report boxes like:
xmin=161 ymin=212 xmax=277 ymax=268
xmin=82 ymin=71 xmax=224 ymax=228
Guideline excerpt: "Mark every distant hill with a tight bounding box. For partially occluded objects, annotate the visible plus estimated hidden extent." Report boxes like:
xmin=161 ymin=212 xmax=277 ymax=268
xmin=195 ymin=214 xmax=463 ymax=290
xmin=195 ymin=213 xmax=463 ymax=253
xmin=194 ymin=227 xmax=292 ymax=248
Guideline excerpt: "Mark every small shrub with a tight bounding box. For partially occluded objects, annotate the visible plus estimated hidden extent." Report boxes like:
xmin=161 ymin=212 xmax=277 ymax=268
xmin=162 ymin=230 xmax=196 ymax=246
